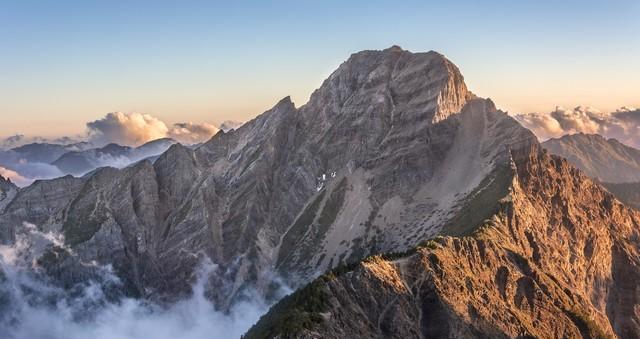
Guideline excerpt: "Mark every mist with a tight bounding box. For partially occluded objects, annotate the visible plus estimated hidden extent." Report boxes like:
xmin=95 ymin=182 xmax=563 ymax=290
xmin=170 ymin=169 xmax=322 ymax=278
xmin=0 ymin=224 xmax=282 ymax=339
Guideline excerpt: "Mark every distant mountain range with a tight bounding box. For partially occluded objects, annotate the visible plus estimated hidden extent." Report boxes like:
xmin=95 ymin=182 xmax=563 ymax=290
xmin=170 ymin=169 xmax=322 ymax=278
xmin=542 ymin=133 xmax=640 ymax=183
xmin=52 ymin=138 xmax=177 ymax=176
xmin=543 ymin=133 xmax=640 ymax=210
xmin=0 ymin=121 xmax=245 ymax=186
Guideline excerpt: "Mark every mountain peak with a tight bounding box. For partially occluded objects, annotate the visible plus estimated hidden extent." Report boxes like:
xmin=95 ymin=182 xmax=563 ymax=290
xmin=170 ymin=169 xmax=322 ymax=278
xmin=384 ymin=44 xmax=404 ymax=52
xmin=302 ymin=47 xmax=469 ymax=126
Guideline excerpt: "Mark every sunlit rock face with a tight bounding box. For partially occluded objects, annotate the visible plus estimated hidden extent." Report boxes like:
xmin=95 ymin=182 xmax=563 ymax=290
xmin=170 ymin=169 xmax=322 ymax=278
xmin=0 ymin=46 xmax=537 ymax=310
xmin=246 ymin=144 xmax=640 ymax=339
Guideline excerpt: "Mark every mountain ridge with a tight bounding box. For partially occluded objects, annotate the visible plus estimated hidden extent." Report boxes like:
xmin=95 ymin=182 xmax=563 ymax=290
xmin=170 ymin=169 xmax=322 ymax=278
xmin=542 ymin=133 xmax=640 ymax=183
xmin=245 ymin=143 xmax=640 ymax=338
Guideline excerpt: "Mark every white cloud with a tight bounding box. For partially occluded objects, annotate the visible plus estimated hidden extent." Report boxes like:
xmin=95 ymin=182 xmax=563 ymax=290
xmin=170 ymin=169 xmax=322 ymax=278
xmin=0 ymin=152 xmax=64 ymax=187
xmin=0 ymin=134 xmax=82 ymax=150
xmin=219 ymin=120 xmax=244 ymax=132
xmin=0 ymin=223 xmax=290 ymax=339
xmin=87 ymin=112 xmax=170 ymax=147
xmin=1 ymin=112 xmax=236 ymax=186
xmin=0 ymin=166 xmax=29 ymax=187
xmin=515 ymin=106 xmax=640 ymax=148
xmin=168 ymin=122 xmax=220 ymax=145
xmin=86 ymin=112 xmax=221 ymax=146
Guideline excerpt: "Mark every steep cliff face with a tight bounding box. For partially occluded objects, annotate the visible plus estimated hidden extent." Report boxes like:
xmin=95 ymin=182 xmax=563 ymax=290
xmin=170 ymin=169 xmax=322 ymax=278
xmin=246 ymin=145 xmax=640 ymax=339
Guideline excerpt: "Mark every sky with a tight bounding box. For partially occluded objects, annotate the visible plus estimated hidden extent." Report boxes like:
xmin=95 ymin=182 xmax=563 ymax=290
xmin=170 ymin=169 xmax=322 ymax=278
xmin=0 ymin=0 xmax=638 ymax=138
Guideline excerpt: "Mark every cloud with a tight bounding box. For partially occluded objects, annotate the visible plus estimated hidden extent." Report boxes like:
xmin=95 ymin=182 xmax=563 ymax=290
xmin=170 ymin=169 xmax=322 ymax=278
xmin=86 ymin=112 xmax=222 ymax=146
xmin=0 ymin=223 xmax=289 ymax=339
xmin=0 ymin=135 xmax=27 ymax=150
xmin=168 ymin=122 xmax=220 ymax=145
xmin=219 ymin=120 xmax=244 ymax=132
xmin=0 ymin=166 xmax=29 ymax=187
xmin=515 ymin=106 xmax=640 ymax=148
xmin=1 ymin=113 xmax=232 ymax=186
xmin=87 ymin=112 xmax=170 ymax=147
xmin=0 ymin=151 xmax=64 ymax=187
xmin=0 ymin=134 xmax=82 ymax=150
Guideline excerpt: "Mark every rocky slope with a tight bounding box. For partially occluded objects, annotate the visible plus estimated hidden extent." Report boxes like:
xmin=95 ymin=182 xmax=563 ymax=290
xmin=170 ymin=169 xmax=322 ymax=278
xmin=0 ymin=175 xmax=17 ymax=212
xmin=246 ymin=143 xmax=640 ymax=339
xmin=542 ymin=133 xmax=640 ymax=183
xmin=0 ymin=46 xmax=537 ymax=308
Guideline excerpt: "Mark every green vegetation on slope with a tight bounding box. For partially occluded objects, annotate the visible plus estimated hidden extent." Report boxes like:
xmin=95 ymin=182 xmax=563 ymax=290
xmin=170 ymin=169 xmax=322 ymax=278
xmin=242 ymin=279 xmax=330 ymax=339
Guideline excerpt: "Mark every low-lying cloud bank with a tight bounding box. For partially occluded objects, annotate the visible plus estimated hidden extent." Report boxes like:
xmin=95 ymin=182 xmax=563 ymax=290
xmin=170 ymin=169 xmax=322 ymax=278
xmin=0 ymin=166 xmax=31 ymax=187
xmin=0 ymin=149 xmax=65 ymax=186
xmin=515 ymin=106 xmax=640 ymax=148
xmin=0 ymin=223 xmax=279 ymax=339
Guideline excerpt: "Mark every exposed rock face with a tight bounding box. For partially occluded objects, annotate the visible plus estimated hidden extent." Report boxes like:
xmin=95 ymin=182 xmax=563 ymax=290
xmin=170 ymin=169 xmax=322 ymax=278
xmin=542 ymin=133 xmax=640 ymax=183
xmin=246 ymin=144 xmax=640 ymax=339
xmin=0 ymin=47 xmax=539 ymax=308
xmin=0 ymin=175 xmax=17 ymax=213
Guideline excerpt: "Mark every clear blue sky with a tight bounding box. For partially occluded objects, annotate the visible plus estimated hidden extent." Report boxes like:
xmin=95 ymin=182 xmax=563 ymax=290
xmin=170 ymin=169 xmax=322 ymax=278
xmin=1 ymin=0 xmax=638 ymax=137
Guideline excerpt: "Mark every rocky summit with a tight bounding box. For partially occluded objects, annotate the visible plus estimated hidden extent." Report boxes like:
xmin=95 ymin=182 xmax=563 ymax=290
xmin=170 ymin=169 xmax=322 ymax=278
xmin=1 ymin=46 xmax=639 ymax=338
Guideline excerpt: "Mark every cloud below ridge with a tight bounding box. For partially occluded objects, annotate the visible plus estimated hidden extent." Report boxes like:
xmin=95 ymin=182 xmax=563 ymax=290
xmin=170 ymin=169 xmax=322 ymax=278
xmin=0 ymin=223 xmax=285 ymax=339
